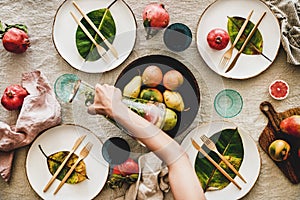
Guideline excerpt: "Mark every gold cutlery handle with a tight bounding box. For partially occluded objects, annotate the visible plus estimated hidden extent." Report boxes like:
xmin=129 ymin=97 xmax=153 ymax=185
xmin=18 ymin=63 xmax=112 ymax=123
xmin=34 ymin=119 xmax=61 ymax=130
xmin=231 ymin=10 xmax=254 ymax=48
xmin=239 ymin=12 xmax=266 ymax=53
xmin=72 ymin=1 xmax=119 ymax=59
xmin=43 ymin=135 xmax=86 ymax=192
xmin=226 ymin=11 xmax=266 ymax=73
xmin=70 ymin=11 xmax=110 ymax=63
xmin=216 ymin=151 xmax=247 ymax=183
xmin=191 ymin=139 xmax=242 ymax=190
xmin=53 ymin=158 xmax=81 ymax=194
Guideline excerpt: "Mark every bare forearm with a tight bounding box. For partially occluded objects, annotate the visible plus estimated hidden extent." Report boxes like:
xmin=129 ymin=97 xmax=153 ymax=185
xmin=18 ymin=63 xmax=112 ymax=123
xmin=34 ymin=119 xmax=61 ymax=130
xmin=168 ymin=154 xmax=206 ymax=200
xmin=113 ymin=105 xmax=205 ymax=200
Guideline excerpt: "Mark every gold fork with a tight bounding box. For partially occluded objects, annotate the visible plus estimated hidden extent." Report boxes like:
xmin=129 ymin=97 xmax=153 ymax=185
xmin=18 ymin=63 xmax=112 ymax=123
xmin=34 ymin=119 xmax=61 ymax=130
xmin=191 ymin=139 xmax=242 ymax=190
xmin=53 ymin=142 xmax=93 ymax=194
xmin=43 ymin=135 xmax=86 ymax=192
xmin=219 ymin=10 xmax=253 ymax=69
xmin=200 ymin=135 xmax=247 ymax=183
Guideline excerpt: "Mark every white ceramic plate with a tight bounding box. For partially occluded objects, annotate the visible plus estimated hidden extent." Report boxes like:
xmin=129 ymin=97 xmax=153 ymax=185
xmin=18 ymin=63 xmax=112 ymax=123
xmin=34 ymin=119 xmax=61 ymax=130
xmin=181 ymin=121 xmax=261 ymax=200
xmin=53 ymin=0 xmax=137 ymax=73
xmin=26 ymin=124 xmax=109 ymax=200
xmin=196 ymin=0 xmax=280 ymax=79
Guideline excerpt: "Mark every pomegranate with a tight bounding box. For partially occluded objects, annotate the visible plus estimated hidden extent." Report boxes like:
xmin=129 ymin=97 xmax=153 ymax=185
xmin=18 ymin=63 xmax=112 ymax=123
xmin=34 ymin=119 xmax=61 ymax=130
xmin=0 ymin=22 xmax=30 ymax=53
xmin=1 ymin=84 xmax=29 ymax=111
xmin=207 ymin=28 xmax=229 ymax=50
xmin=112 ymin=158 xmax=139 ymax=176
xmin=142 ymin=3 xmax=170 ymax=39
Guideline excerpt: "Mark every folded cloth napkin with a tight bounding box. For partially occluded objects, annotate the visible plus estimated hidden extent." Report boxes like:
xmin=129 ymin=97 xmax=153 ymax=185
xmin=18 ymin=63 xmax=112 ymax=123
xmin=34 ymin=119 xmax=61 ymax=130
xmin=265 ymin=0 xmax=300 ymax=65
xmin=0 ymin=70 xmax=61 ymax=182
xmin=116 ymin=152 xmax=170 ymax=200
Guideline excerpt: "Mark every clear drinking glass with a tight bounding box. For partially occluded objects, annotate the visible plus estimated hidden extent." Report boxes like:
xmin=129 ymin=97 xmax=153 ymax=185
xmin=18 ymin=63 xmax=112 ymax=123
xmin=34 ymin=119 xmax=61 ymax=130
xmin=54 ymin=74 xmax=166 ymax=128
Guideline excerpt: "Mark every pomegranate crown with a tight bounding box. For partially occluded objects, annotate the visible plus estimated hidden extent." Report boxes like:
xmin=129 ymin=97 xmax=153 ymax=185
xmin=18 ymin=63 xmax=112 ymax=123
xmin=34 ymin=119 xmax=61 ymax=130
xmin=0 ymin=21 xmax=28 ymax=39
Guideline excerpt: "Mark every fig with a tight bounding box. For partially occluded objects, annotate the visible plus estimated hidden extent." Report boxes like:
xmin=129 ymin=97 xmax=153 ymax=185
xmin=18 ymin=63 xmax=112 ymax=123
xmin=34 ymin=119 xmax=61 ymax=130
xmin=280 ymin=115 xmax=300 ymax=138
xmin=268 ymin=139 xmax=290 ymax=162
xmin=163 ymin=90 xmax=184 ymax=112
xmin=140 ymin=88 xmax=163 ymax=103
xmin=0 ymin=22 xmax=30 ymax=54
xmin=207 ymin=28 xmax=229 ymax=50
xmin=142 ymin=65 xmax=163 ymax=87
xmin=163 ymin=70 xmax=184 ymax=90
xmin=123 ymin=76 xmax=142 ymax=98
xmin=162 ymin=108 xmax=177 ymax=131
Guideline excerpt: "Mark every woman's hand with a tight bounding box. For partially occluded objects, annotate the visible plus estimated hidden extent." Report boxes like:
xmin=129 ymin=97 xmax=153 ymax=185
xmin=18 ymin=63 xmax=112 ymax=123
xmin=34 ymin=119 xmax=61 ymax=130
xmin=87 ymin=84 xmax=124 ymax=118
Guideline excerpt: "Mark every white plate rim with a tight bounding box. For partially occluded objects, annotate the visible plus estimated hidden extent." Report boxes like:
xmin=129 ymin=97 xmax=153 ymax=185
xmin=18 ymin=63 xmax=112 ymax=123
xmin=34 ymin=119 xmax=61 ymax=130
xmin=52 ymin=0 xmax=137 ymax=73
xmin=25 ymin=124 xmax=109 ymax=200
xmin=196 ymin=0 xmax=281 ymax=79
xmin=181 ymin=121 xmax=261 ymax=200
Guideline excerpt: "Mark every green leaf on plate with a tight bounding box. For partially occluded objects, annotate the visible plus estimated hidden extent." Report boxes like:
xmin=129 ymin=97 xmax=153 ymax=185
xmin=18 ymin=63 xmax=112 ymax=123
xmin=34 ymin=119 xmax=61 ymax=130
xmin=194 ymin=129 xmax=244 ymax=191
xmin=39 ymin=145 xmax=88 ymax=184
xmin=75 ymin=8 xmax=116 ymax=61
xmin=227 ymin=16 xmax=263 ymax=55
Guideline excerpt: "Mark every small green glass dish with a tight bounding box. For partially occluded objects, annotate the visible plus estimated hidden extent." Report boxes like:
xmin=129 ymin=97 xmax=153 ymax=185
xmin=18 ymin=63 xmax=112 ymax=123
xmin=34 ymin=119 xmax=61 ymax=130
xmin=54 ymin=74 xmax=80 ymax=103
xmin=214 ymin=89 xmax=243 ymax=118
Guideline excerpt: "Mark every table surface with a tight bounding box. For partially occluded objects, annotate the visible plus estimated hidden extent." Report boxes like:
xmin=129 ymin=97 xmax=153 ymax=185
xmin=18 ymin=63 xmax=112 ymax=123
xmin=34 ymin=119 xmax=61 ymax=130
xmin=1 ymin=0 xmax=300 ymax=199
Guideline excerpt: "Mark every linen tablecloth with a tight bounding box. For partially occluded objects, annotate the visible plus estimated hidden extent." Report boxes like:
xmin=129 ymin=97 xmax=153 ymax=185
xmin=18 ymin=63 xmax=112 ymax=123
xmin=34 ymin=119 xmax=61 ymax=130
xmin=0 ymin=0 xmax=299 ymax=199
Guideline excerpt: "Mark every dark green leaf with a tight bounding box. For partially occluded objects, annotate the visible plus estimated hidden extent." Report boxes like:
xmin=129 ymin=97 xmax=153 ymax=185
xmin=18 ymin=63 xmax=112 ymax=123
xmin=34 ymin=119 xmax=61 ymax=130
xmin=76 ymin=8 xmax=116 ymax=61
xmin=227 ymin=16 xmax=263 ymax=55
xmin=195 ymin=129 xmax=244 ymax=191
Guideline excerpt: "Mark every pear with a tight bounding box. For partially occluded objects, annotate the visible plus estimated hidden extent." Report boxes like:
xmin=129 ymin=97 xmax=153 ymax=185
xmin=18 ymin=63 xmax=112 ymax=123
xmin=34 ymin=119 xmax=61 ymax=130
xmin=163 ymin=90 xmax=184 ymax=112
xmin=162 ymin=108 xmax=178 ymax=131
xmin=123 ymin=76 xmax=142 ymax=98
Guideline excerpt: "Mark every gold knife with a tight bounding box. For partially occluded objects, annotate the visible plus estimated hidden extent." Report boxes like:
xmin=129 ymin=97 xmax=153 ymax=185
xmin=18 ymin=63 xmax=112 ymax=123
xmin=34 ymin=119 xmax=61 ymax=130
xmin=191 ymin=138 xmax=242 ymax=190
xmin=70 ymin=11 xmax=110 ymax=63
xmin=225 ymin=11 xmax=267 ymax=73
xmin=200 ymin=135 xmax=247 ymax=183
xmin=72 ymin=1 xmax=119 ymax=59
xmin=43 ymin=135 xmax=86 ymax=192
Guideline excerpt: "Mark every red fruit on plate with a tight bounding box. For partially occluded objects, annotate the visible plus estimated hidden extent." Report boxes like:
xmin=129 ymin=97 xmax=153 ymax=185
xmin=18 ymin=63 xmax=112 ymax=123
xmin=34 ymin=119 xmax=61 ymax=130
xmin=207 ymin=28 xmax=229 ymax=50
xmin=1 ymin=84 xmax=29 ymax=111
xmin=269 ymin=80 xmax=289 ymax=100
xmin=0 ymin=22 xmax=30 ymax=54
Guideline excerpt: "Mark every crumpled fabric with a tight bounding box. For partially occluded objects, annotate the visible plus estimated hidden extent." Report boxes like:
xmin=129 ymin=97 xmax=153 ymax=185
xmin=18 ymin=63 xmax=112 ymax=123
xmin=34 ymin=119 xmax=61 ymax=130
xmin=265 ymin=0 xmax=300 ymax=65
xmin=0 ymin=70 xmax=61 ymax=182
xmin=116 ymin=152 xmax=170 ymax=200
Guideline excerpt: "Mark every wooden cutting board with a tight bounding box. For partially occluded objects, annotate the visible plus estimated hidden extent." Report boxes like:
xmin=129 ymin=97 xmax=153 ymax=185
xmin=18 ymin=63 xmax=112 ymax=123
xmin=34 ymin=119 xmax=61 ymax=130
xmin=259 ymin=101 xmax=300 ymax=184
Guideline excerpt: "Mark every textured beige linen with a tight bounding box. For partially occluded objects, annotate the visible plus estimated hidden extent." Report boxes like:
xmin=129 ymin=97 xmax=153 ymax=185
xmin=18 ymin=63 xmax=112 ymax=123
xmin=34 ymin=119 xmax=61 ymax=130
xmin=0 ymin=0 xmax=300 ymax=200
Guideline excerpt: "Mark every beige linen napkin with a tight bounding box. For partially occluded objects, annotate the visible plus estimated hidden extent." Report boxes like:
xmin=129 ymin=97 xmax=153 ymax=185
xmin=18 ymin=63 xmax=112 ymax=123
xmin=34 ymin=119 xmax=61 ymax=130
xmin=265 ymin=0 xmax=300 ymax=65
xmin=0 ymin=70 xmax=61 ymax=182
xmin=116 ymin=152 xmax=170 ymax=200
